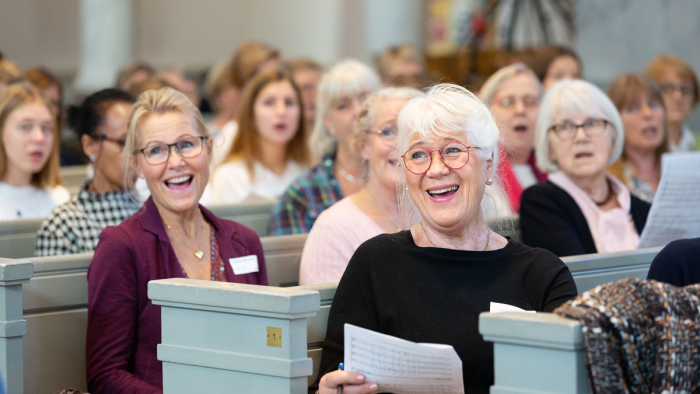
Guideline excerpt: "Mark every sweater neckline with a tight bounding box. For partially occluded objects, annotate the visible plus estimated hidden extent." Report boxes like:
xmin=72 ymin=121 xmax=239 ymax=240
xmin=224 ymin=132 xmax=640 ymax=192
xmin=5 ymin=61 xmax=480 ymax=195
xmin=396 ymin=229 xmax=518 ymax=259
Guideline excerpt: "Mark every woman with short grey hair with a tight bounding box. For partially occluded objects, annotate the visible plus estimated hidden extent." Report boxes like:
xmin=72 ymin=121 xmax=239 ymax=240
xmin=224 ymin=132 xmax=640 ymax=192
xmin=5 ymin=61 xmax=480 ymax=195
xmin=313 ymin=83 xmax=577 ymax=394
xmin=520 ymin=79 xmax=651 ymax=257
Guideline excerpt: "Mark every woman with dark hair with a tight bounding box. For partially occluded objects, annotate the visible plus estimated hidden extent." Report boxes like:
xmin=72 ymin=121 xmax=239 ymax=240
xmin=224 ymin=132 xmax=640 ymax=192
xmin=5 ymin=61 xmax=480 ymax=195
xmin=36 ymin=89 xmax=140 ymax=256
xmin=531 ymin=46 xmax=583 ymax=90
xmin=211 ymin=69 xmax=311 ymax=203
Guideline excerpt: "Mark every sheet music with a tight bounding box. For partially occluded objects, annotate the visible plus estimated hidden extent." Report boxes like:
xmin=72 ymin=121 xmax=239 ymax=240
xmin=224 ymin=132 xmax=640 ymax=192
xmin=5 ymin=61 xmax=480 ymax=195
xmin=489 ymin=302 xmax=535 ymax=314
xmin=638 ymin=152 xmax=700 ymax=248
xmin=344 ymin=324 xmax=464 ymax=394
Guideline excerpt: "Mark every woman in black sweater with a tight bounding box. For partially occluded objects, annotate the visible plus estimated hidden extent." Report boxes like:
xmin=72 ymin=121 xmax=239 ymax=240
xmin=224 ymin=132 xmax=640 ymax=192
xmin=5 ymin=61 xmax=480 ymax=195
xmin=520 ymin=79 xmax=651 ymax=257
xmin=313 ymin=84 xmax=578 ymax=394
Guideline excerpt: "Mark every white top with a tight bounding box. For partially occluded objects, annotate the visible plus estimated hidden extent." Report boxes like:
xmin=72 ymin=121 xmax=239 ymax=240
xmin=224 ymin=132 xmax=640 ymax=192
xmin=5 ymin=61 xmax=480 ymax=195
xmin=210 ymin=120 xmax=238 ymax=170
xmin=549 ymin=171 xmax=639 ymax=253
xmin=669 ymin=124 xmax=697 ymax=153
xmin=134 ymin=177 xmax=212 ymax=206
xmin=512 ymin=164 xmax=538 ymax=189
xmin=0 ymin=182 xmax=70 ymax=221
xmin=299 ymin=196 xmax=384 ymax=285
xmin=210 ymin=159 xmax=305 ymax=204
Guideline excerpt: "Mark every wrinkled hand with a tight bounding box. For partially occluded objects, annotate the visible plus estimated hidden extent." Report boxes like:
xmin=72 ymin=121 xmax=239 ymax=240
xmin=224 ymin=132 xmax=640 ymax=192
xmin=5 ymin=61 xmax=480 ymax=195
xmin=318 ymin=370 xmax=378 ymax=394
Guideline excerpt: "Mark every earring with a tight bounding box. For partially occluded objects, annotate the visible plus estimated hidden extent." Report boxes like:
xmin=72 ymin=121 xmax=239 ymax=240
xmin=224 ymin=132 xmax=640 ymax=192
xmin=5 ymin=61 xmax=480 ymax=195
xmin=486 ymin=178 xmax=494 ymax=185
xmin=89 ymin=154 xmax=96 ymax=163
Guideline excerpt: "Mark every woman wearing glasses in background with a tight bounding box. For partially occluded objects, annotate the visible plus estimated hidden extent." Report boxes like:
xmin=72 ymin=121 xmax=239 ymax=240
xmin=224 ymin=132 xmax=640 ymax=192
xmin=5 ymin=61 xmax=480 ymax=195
xmin=299 ymin=87 xmax=420 ymax=285
xmin=36 ymin=89 xmax=140 ymax=256
xmin=645 ymin=54 xmax=699 ymax=152
xmin=520 ymin=79 xmax=651 ymax=258
xmin=479 ymin=63 xmax=547 ymax=213
xmin=86 ymin=88 xmax=268 ymax=394
xmin=313 ymin=84 xmax=576 ymax=394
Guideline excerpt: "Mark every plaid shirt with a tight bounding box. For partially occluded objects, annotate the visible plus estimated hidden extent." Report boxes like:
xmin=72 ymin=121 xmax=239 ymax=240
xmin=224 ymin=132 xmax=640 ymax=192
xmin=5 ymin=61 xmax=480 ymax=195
xmin=35 ymin=181 xmax=140 ymax=256
xmin=270 ymin=153 xmax=344 ymax=235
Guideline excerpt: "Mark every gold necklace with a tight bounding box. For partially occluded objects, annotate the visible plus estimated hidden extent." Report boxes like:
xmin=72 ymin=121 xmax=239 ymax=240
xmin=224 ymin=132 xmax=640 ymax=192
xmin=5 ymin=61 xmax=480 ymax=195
xmin=420 ymin=221 xmax=491 ymax=251
xmin=365 ymin=188 xmax=400 ymax=232
xmin=165 ymin=220 xmax=207 ymax=260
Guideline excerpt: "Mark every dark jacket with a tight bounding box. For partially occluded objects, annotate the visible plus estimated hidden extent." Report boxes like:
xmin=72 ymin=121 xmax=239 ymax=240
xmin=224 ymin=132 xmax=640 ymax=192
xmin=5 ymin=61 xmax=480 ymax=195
xmin=86 ymin=197 xmax=268 ymax=393
xmin=520 ymin=180 xmax=651 ymax=257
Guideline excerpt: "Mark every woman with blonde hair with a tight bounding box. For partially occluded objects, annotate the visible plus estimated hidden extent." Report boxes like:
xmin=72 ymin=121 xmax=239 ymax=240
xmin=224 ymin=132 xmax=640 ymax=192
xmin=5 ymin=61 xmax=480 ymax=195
xmin=211 ymin=69 xmax=310 ymax=203
xmin=645 ymin=54 xmax=699 ymax=152
xmin=86 ymin=87 xmax=267 ymax=393
xmin=299 ymin=86 xmax=420 ymax=285
xmin=479 ymin=63 xmax=546 ymax=212
xmin=607 ymin=74 xmax=670 ymax=203
xmin=270 ymin=59 xmax=381 ymax=234
xmin=0 ymin=82 xmax=69 ymax=220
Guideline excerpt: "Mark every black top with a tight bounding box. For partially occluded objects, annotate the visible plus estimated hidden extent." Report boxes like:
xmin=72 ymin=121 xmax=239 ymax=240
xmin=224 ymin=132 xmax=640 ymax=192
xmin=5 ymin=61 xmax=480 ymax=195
xmin=313 ymin=231 xmax=578 ymax=394
xmin=647 ymin=238 xmax=700 ymax=287
xmin=520 ymin=180 xmax=651 ymax=257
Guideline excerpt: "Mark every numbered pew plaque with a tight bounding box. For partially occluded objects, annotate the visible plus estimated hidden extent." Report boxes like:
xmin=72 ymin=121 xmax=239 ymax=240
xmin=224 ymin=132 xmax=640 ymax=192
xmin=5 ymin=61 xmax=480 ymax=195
xmin=267 ymin=326 xmax=282 ymax=347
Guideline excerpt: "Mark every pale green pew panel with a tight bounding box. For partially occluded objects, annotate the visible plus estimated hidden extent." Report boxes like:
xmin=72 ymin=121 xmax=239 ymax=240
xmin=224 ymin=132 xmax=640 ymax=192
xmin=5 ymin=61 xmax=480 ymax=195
xmin=61 ymin=165 xmax=90 ymax=196
xmin=262 ymin=234 xmax=308 ymax=287
xmin=209 ymin=201 xmax=275 ymax=237
xmin=0 ymin=219 xmax=44 ymax=259
xmin=22 ymin=253 xmax=91 ymax=394
xmin=296 ymin=283 xmax=337 ymax=386
xmin=563 ymin=247 xmax=661 ymax=295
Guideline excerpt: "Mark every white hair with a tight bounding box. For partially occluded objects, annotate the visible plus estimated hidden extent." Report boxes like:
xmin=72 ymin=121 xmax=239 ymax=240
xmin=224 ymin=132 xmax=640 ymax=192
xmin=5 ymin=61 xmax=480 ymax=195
xmin=478 ymin=63 xmax=542 ymax=104
xmin=396 ymin=83 xmax=512 ymax=228
xmin=534 ymin=79 xmax=624 ymax=173
xmin=309 ymin=59 xmax=381 ymax=161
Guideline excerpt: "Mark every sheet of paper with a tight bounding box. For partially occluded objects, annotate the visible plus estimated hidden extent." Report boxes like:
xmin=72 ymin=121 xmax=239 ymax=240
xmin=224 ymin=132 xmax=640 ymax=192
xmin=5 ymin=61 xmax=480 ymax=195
xmin=344 ymin=324 xmax=464 ymax=394
xmin=489 ymin=302 xmax=535 ymax=314
xmin=638 ymin=152 xmax=700 ymax=248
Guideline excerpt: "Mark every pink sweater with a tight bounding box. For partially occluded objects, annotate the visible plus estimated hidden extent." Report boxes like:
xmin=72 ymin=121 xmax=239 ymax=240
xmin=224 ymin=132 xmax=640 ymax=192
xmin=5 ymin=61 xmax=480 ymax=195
xmin=299 ymin=197 xmax=384 ymax=285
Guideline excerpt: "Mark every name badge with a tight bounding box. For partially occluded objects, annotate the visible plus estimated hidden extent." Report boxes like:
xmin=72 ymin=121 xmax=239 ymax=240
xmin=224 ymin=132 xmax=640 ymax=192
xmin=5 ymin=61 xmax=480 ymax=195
xmin=229 ymin=255 xmax=259 ymax=275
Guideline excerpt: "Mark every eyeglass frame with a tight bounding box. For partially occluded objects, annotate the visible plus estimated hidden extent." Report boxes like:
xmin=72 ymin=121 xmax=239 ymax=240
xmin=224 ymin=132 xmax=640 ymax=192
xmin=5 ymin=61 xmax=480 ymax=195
xmin=548 ymin=118 xmax=610 ymax=141
xmin=401 ymin=142 xmax=481 ymax=175
xmin=137 ymin=136 xmax=206 ymax=165
xmin=492 ymin=95 xmax=540 ymax=109
xmin=659 ymin=83 xmax=695 ymax=97
xmin=368 ymin=122 xmax=398 ymax=143
xmin=95 ymin=134 xmax=127 ymax=150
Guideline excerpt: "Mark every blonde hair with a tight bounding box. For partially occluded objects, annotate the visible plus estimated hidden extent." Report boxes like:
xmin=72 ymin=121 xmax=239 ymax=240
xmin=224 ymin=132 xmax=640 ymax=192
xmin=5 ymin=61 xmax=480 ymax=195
xmin=396 ymin=83 xmax=511 ymax=227
xmin=124 ymin=87 xmax=210 ymax=191
xmin=478 ymin=63 xmax=542 ymax=104
xmin=353 ymin=86 xmax=421 ymax=152
xmin=0 ymin=82 xmax=63 ymax=188
xmin=229 ymin=42 xmax=281 ymax=90
xmin=309 ymin=59 xmax=381 ymax=161
xmin=225 ymin=69 xmax=310 ymax=179
xmin=645 ymin=54 xmax=699 ymax=105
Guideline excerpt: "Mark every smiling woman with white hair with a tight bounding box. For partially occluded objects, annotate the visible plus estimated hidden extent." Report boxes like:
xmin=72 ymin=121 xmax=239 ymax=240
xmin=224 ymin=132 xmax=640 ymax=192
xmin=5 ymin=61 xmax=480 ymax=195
xmin=520 ymin=79 xmax=652 ymax=257
xmin=312 ymin=83 xmax=577 ymax=394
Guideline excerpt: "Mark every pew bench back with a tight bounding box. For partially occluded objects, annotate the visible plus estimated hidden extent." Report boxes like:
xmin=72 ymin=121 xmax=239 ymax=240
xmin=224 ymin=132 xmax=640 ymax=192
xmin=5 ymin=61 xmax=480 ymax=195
xmin=8 ymin=233 xmax=305 ymax=394
xmin=0 ymin=201 xmax=276 ymax=259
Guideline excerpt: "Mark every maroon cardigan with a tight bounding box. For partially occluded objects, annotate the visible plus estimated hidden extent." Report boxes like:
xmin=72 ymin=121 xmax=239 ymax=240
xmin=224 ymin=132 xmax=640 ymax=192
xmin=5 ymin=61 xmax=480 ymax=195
xmin=86 ymin=198 xmax=268 ymax=393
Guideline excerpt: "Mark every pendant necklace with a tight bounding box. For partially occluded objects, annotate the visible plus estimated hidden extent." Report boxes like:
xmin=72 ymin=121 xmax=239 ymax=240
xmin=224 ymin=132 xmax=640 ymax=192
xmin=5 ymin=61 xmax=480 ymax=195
xmin=165 ymin=221 xmax=206 ymax=260
xmin=337 ymin=166 xmax=365 ymax=184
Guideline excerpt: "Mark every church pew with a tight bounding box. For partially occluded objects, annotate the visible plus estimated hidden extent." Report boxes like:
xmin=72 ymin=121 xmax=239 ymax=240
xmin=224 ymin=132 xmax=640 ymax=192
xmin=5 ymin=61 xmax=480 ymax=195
xmin=60 ymin=165 xmax=90 ymax=195
xmin=0 ymin=200 xmax=276 ymax=259
xmin=0 ymin=233 xmax=305 ymax=394
xmin=479 ymin=312 xmax=588 ymax=394
xmin=148 ymin=246 xmax=662 ymax=393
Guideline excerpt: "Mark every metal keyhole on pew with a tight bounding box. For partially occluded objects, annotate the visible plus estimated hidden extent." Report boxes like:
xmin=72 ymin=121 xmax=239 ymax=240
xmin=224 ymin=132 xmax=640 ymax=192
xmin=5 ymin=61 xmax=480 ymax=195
xmin=267 ymin=326 xmax=282 ymax=347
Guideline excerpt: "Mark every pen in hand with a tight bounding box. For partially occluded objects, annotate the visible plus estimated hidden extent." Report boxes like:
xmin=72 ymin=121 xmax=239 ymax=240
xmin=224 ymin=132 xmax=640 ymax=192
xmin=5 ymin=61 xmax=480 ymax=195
xmin=337 ymin=363 xmax=344 ymax=394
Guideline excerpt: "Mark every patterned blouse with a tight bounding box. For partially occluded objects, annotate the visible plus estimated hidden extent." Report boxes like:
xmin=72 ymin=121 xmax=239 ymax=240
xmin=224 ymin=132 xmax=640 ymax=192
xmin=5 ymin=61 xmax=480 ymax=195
xmin=35 ymin=181 xmax=140 ymax=256
xmin=269 ymin=152 xmax=344 ymax=235
xmin=622 ymin=161 xmax=655 ymax=204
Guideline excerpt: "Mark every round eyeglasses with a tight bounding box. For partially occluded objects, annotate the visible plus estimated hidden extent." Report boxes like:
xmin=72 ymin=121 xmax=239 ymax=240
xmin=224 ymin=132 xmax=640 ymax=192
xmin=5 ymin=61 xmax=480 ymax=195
xmin=548 ymin=119 xmax=609 ymax=141
xmin=137 ymin=136 xmax=206 ymax=165
xmin=370 ymin=122 xmax=398 ymax=143
xmin=401 ymin=142 xmax=477 ymax=175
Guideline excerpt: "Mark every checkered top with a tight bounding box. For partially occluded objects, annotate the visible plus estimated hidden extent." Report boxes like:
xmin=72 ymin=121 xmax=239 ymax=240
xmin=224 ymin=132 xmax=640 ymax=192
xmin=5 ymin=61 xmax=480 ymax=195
xmin=35 ymin=182 xmax=141 ymax=256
